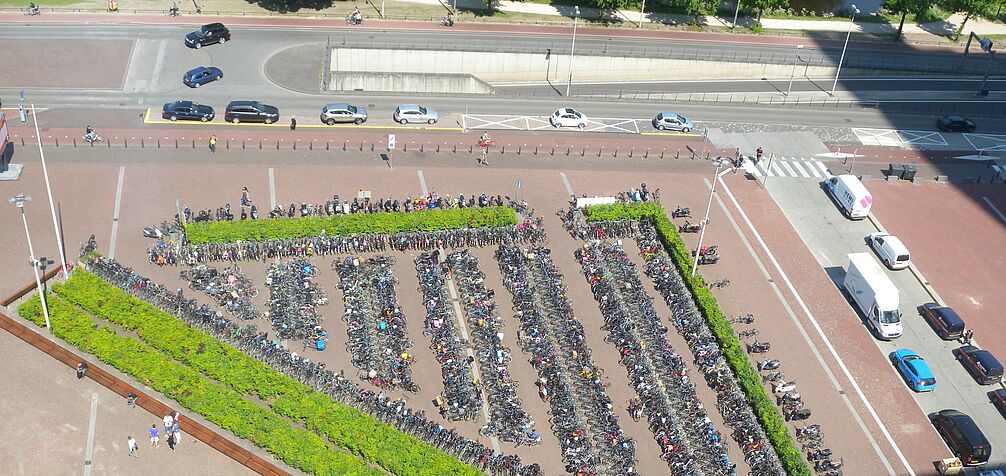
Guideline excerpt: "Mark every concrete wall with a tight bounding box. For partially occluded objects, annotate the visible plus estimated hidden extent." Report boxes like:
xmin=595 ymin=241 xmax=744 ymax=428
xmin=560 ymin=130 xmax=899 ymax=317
xmin=331 ymin=47 xmax=853 ymax=83
xmin=330 ymin=72 xmax=495 ymax=94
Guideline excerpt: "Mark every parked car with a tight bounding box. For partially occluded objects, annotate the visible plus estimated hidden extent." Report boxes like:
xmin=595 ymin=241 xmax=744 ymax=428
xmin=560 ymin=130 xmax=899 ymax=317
xmin=954 ymin=346 xmax=1004 ymax=385
xmin=917 ymin=303 xmax=965 ymax=340
xmin=652 ymin=112 xmax=693 ymax=132
xmin=393 ymin=105 xmax=438 ymax=124
xmin=183 ymin=66 xmax=223 ymax=88
xmin=161 ymin=101 xmax=214 ymax=122
xmin=937 ymin=115 xmax=976 ymax=133
xmin=866 ymin=232 xmax=910 ymax=270
xmin=891 ymin=349 xmax=936 ymax=392
xmin=185 ymin=23 xmax=231 ymax=49
xmin=224 ymin=101 xmax=279 ymax=124
xmin=930 ymin=409 xmax=992 ymax=466
xmin=990 ymin=389 xmax=1006 ymax=419
xmin=321 ymin=103 xmax=368 ymax=125
xmin=550 ymin=108 xmax=587 ymax=129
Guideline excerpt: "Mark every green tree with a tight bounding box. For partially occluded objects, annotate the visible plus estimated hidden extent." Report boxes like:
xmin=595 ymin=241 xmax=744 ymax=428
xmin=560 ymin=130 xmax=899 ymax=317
xmin=883 ymin=0 xmax=935 ymax=38
xmin=593 ymin=0 xmax=631 ymax=11
xmin=747 ymin=0 xmax=789 ymax=24
xmin=676 ymin=0 xmax=720 ymax=19
xmin=941 ymin=0 xmax=993 ymax=40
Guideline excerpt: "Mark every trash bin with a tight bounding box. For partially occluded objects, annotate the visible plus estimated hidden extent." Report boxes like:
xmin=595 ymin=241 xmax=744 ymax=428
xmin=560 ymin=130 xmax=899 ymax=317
xmin=902 ymin=164 xmax=917 ymax=182
xmin=888 ymin=163 xmax=906 ymax=179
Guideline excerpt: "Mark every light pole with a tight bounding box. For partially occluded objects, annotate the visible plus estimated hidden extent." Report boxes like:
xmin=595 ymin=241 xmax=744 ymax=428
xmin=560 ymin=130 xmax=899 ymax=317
xmin=638 ymin=0 xmax=645 ymax=28
xmin=731 ymin=0 xmax=741 ymax=31
xmin=566 ymin=6 xmax=580 ymax=97
xmin=786 ymin=44 xmax=805 ymax=96
xmin=30 ymin=104 xmax=69 ymax=278
xmin=830 ymin=4 xmax=859 ymax=96
xmin=691 ymin=158 xmax=727 ymax=277
xmin=10 ymin=193 xmax=52 ymax=332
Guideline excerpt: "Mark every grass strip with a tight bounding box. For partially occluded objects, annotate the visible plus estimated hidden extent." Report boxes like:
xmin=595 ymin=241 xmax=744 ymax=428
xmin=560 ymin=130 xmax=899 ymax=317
xmin=185 ymin=207 xmax=518 ymax=245
xmin=584 ymin=202 xmax=811 ymax=476
xmin=17 ymin=293 xmax=381 ymax=476
xmin=52 ymin=270 xmax=481 ymax=476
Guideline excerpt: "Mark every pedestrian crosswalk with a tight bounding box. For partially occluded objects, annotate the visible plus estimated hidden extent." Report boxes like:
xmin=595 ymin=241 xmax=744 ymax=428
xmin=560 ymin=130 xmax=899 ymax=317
xmin=740 ymin=157 xmax=831 ymax=179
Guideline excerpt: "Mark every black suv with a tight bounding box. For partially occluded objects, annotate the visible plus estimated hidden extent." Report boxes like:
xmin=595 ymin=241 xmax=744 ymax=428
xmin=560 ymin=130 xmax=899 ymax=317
xmin=937 ymin=115 xmax=976 ymax=133
xmin=224 ymin=101 xmax=280 ymax=124
xmin=162 ymin=101 xmax=215 ymax=122
xmin=185 ymin=23 xmax=230 ymax=49
xmin=931 ymin=410 xmax=991 ymax=466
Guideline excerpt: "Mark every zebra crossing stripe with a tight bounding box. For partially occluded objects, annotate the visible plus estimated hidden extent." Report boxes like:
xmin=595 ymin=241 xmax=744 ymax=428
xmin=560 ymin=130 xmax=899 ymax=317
xmin=743 ymin=161 xmax=762 ymax=176
xmin=814 ymin=161 xmax=830 ymax=176
xmin=790 ymin=160 xmax=811 ymax=178
xmin=770 ymin=161 xmax=785 ymax=176
xmin=779 ymin=160 xmax=797 ymax=177
xmin=803 ymin=161 xmax=821 ymax=178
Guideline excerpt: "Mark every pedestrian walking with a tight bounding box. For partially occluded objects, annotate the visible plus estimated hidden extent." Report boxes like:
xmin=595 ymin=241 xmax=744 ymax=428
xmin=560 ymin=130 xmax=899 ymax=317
xmin=172 ymin=411 xmax=181 ymax=426
xmin=962 ymin=328 xmax=975 ymax=345
xmin=290 ymin=116 xmax=297 ymax=130
xmin=209 ymin=135 xmax=217 ymax=153
xmin=755 ymin=147 xmax=763 ymax=164
xmin=76 ymin=362 xmax=88 ymax=379
xmin=240 ymin=187 xmax=251 ymax=207
xmin=172 ymin=421 xmax=181 ymax=445
xmin=163 ymin=413 xmax=173 ymax=435
xmin=126 ymin=392 xmax=137 ymax=408
xmin=149 ymin=424 xmax=159 ymax=448
xmin=128 ymin=435 xmax=139 ymax=457
xmin=166 ymin=431 xmax=176 ymax=451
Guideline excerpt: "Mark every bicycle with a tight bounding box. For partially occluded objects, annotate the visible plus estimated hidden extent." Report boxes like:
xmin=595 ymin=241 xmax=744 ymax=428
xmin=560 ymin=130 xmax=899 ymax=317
xmin=711 ymin=278 xmax=730 ymax=289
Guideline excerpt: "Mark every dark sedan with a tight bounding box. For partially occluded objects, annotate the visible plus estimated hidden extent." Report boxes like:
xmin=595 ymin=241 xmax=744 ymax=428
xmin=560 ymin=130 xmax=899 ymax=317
xmin=937 ymin=115 xmax=976 ymax=133
xmin=183 ymin=66 xmax=223 ymax=88
xmin=162 ymin=101 xmax=214 ymax=122
xmin=224 ymin=101 xmax=279 ymax=124
xmin=184 ymin=23 xmax=230 ymax=49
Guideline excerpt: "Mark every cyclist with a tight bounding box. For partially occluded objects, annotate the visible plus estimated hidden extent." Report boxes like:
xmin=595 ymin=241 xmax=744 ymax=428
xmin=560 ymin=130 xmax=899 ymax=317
xmin=479 ymin=130 xmax=491 ymax=145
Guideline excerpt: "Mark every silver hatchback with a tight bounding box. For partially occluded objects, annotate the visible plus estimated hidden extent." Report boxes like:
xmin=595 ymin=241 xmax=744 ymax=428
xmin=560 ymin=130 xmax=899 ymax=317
xmin=394 ymin=104 xmax=438 ymax=124
xmin=321 ymin=103 xmax=368 ymax=125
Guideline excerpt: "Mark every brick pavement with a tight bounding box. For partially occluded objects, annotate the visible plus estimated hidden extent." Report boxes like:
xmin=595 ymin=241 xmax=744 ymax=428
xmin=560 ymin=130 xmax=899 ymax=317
xmin=0 ymin=39 xmax=132 ymax=89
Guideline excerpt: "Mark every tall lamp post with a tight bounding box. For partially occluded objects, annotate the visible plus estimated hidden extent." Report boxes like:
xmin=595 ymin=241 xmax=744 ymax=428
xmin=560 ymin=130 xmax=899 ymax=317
xmin=691 ymin=158 xmax=727 ymax=277
xmin=830 ymin=4 xmax=859 ymax=96
xmin=566 ymin=6 xmax=580 ymax=97
xmin=29 ymin=104 xmax=69 ymax=278
xmin=10 ymin=193 xmax=52 ymax=332
xmin=786 ymin=44 xmax=805 ymax=96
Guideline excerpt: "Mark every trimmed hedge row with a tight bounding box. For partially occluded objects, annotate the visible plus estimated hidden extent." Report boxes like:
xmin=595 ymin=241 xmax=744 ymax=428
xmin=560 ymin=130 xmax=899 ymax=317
xmin=51 ymin=270 xmax=481 ymax=476
xmin=583 ymin=203 xmax=811 ymax=476
xmin=17 ymin=294 xmax=380 ymax=476
xmin=185 ymin=207 xmax=518 ymax=244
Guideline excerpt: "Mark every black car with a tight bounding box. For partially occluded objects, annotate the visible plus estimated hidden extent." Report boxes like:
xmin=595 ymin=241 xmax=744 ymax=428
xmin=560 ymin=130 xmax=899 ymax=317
xmin=917 ymin=303 xmax=965 ymax=340
xmin=162 ymin=101 xmax=215 ymax=122
xmin=937 ymin=115 xmax=976 ymax=133
xmin=224 ymin=101 xmax=279 ymax=124
xmin=185 ymin=23 xmax=230 ymax=49
xmin=931 ymin=410 xmax=991 ymax=466
xmin=954 ymin=345 xmax=1004 ymax=385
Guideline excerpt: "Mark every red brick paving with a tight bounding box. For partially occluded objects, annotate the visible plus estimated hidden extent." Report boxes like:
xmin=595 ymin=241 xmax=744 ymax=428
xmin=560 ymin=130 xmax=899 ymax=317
xmin=0 ymin=39 xmax=132 ymax=89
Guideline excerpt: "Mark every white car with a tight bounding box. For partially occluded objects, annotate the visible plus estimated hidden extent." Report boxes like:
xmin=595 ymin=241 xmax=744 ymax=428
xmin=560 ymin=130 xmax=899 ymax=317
xmin=550 ymin=108 xmax=587 ymax=129
xmin=867 ymin=232 xmax=911 ymax=270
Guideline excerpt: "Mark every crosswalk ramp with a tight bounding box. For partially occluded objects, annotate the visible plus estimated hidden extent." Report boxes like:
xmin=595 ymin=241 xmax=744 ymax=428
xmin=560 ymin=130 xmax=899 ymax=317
xmin=741 ymin=157 xmax=831 ymax=179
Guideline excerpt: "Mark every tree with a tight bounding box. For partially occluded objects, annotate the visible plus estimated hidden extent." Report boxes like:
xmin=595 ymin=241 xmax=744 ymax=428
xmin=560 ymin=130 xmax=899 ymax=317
xmin=941 ymin=0 xmax=994 ymax=40
xmin=883 ymin=0 xmax=934 ymax=38
xmin=747 ymin=0 xmax=789 ymax=25
xmin=593 ymin=0 xmax=631 ymax=11
xmin=676 ymin=0 xmax=720 ymax=20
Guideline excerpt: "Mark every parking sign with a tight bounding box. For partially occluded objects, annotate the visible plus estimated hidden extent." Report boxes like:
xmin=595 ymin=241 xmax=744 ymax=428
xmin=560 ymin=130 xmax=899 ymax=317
xmin=388 ymin=134 xmax=396 ymax=150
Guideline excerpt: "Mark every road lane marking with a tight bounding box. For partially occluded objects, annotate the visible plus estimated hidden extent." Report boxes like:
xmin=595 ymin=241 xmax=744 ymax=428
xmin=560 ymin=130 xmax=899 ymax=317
xmin=790 ymin=160 xmax=810 ymax=178
xmin=779 ymin=160 xmax=797 ymax=177
xmin=717 ymin=175 xmax=913 ymax=476
xmin=814 ymin=161 xmax=831 ymax=177
xmin=982 ymin=196 xmax=1006 ymax=224
xmin=770 ymin=161 xmax=785 ymax=176
xmin=560 ymin=172 xmax=573 ymax=195
xmin=82 ymin=393 xmax=98 ymax=476
xmin=418 ymin=170 xmax=428 ymax=196
xmin=803 ymin=161 xmax=822 ymax=178
xmin=268 ymin=168 xmax=276 ymax=210
xmin=108 ymin=166 xmax=125 ymax=260
xmin=149 ymin=40 xmax=167 ymax=90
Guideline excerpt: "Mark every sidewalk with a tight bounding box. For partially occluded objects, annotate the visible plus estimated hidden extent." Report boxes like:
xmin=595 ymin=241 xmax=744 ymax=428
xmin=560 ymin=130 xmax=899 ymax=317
xmin=10 ymin=0 xmax=1006 ymax=46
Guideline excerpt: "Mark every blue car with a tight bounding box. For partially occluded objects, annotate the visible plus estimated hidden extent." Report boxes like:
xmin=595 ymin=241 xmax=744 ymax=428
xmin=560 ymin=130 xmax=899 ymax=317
xmin=892 ymin=349 xmax=936 ymax=392
xmin=183 ymin=66 xmax=223 ymax=88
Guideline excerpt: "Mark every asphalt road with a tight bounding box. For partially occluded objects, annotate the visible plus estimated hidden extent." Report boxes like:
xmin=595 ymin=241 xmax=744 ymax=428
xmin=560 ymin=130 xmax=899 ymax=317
xmin=765 ymin=178 xmax=1006 ymax=471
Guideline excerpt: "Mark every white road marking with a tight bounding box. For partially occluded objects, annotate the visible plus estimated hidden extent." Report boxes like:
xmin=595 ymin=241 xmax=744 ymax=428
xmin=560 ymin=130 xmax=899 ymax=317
xmin=108 ymin=166 xmax=125 ymax=260
xmin=770 ymin=161 xmax=785 ymax=176
xmin=418 ymin=170 xmax=428 ymax=196
xmin=779 ymin=160 xmax=797 ymax=177
xmin=717 ymin=176 xmax=915 ymax=476
xmin=82 ymin=393 xmax=98 ymax=476
xmin=982 ymin=196 xmax=1006 ymax=224
xmin=804 ymin=161 xmax=822 ymax=178
xmin=148 ymin=41 xmax=168 ymax=90
xmin=814 ymin=161 xmax=831 ymax=177
xmin=560 ymin=172 xmax=574 ymax=195
xmin=790 ymin=160 xmax=810 ymax=178
xmin=268 ymin=168 xmax=276 ymax=210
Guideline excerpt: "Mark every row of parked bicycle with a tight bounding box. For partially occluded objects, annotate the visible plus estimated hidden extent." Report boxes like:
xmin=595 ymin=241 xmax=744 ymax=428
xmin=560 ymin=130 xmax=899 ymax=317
xmin=334 ymin=255 xmax=420 ymax=392
xmin=83 ymin=255 xmax=542 ymax=476
xmin=266 ymin=259 xmax=330 ymax=348
xmin=179 ymin=264 xmax=261 ymax=321
xmin=577 ymin=240 xmax=735 ymax=475
xmin=497 ymin=245 xmax=636 ymax=476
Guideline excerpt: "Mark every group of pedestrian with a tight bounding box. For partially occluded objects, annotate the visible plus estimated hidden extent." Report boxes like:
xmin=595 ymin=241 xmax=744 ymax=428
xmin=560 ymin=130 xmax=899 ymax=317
xmin=128 ymin=411 xmax=183 ymax=458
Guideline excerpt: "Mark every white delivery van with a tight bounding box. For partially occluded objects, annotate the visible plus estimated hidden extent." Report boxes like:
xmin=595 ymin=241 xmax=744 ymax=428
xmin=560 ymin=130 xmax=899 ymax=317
xmin=844 ymin=253 xmax=902 ymax=339
xmin=824 ymin=175 xmax=872 ymax=219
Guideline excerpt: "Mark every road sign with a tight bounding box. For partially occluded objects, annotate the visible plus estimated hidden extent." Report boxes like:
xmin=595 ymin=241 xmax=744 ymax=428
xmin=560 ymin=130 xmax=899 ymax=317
xmin=388 ymin=134 xmax=396 ymax=150
xmin=515 ymin=179 xmax=522 ymax=190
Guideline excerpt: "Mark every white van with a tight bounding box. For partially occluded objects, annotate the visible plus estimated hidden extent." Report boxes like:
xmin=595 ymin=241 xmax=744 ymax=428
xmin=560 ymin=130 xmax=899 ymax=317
xmin=844 ymin=253 xmax=902 ymax=340
xmin=824 ymin=175 xmax=872 ymax=219
xmin=867 ymin=233 xmax=911 ymax=270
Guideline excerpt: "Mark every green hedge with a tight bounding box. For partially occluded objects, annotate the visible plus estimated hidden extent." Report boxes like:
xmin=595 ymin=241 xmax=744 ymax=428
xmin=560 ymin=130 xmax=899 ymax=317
xmin=584 ymin=203 xmax=811 ymax=476
xmin=51 ymin=270 xmax=480 ymax=476
xmin=185 ymin=207 xmax=518 ymax=244
xmin=17 ymin=293 xmax=379 ymax=476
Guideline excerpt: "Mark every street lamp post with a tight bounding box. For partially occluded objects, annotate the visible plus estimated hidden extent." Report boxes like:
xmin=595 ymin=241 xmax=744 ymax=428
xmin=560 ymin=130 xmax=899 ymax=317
xmin=830 ymin=4 xmax=859 ymax=96
xmin=691 ymin=158 xmax=727 ymax=277
xmin=638 ymin=0 xmax=645 ymax=28
xmin=731 ymin=0 xmax=741 ymax=31
xmin=10 ymin=193 xmax=52 ymax=332
xmin=566 ymin=6 xmax=580 ymax=97
xmin=786 ymin=44 xmax=805 ymax=96
xmin=30 ymin=104 xmax=70 ymax=278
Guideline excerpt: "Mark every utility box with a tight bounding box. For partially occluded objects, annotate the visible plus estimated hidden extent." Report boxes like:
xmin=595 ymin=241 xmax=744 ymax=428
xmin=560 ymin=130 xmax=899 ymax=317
xmin=902 ymin=164 xmax=917 ymax=182
xmin=888 ymin=163 xmax=905 ymax=179
xmin=936 ymin=457 xmax=963 ymax=474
